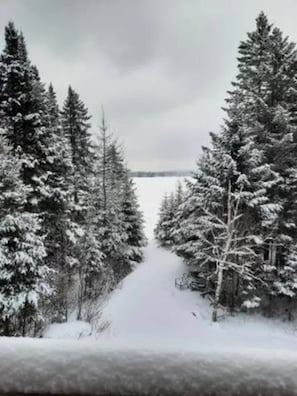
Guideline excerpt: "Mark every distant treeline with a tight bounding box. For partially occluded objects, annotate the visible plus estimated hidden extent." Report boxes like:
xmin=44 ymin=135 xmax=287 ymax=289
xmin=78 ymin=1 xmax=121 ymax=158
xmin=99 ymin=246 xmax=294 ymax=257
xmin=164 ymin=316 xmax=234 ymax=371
xmin=130 ymin=170 xmax=192 ymax=178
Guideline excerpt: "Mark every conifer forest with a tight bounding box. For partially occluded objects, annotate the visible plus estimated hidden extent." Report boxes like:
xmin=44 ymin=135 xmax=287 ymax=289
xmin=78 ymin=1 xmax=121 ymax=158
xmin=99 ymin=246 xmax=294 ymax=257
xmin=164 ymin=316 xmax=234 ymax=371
xmin=156 ymin=12 xmax=297 ymax=322
xmin=0 ymin=22 xmax=146 ymax=336
xmin=2 ymin=9 xmax=297 ymax=345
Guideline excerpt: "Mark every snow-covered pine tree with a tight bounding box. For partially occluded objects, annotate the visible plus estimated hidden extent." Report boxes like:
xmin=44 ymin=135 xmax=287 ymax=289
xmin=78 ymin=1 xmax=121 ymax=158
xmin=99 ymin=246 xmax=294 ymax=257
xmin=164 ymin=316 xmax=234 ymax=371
xmin=92 ymin=112 xmax=145 ymax=284
xmin=155 ymin=193 xmax=168 ymax=246
xmin=0 ymin=23 xmax=65 ymax=328
xmin=165 ymin=180 xmax=186 ymax=246
xmin=0 ymin=134 xmax=51 ymax=336
xmin=41 ymin=84 xmax=75 ymax=322
xmin=155 ymin=191 xmax=177 ymax=248
xmin=0 ymin=22 xmax=52 ymax=211
xmin=61 ymin=86 xmax=93 ymax=215
xmin=75 ymin=168 xmax=114 ymax=321
xmin=92 ymin=114 xmax=127 ymax=282
xmin=121 ymin=173 xmax=146 ymax=267
xmin=61 ymin=86 xmax=102 ymax=317
xmin=75 ymin=214 xmax=107 ymax=320
xmin=175 ymin=180 xmax=184 ymax=207
xmin=231 ymin=12 xmax=297 ymax=311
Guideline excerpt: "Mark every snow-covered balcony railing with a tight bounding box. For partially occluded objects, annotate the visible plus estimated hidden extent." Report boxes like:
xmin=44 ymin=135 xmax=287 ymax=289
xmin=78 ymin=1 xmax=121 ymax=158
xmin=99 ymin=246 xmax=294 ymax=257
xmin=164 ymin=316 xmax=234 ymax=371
xmin=1 ymin=338 xmax=297 ymax=395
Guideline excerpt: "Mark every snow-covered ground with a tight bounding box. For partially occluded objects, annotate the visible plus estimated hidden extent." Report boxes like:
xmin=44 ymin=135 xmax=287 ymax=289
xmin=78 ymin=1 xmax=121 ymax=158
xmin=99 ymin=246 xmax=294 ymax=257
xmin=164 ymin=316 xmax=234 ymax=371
xmin=98 ymin=239 xmax=297 ymax=349
xmin=43 ymin=320 xmax=92 ymax=340
xmin=43 ymin=176 xmax=297 ymax=350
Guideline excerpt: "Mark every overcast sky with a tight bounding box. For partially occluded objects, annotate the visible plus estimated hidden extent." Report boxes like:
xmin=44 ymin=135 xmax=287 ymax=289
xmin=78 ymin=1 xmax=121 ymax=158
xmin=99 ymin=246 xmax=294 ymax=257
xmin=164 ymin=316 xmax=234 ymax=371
xmin=0 ymin=0 xmax=297 ymax=171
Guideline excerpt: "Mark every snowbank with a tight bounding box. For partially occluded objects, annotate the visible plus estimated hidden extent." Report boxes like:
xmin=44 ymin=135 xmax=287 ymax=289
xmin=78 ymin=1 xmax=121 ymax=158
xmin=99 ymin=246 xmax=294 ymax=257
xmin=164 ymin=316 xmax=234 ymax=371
xmin=1 ymin=337 xmax=297 ymax=395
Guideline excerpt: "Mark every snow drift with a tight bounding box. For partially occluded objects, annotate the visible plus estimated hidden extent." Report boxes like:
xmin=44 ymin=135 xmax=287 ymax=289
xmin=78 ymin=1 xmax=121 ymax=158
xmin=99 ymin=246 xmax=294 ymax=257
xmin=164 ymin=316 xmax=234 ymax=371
xmin=1 ymin=337 xmax=297 ymax=395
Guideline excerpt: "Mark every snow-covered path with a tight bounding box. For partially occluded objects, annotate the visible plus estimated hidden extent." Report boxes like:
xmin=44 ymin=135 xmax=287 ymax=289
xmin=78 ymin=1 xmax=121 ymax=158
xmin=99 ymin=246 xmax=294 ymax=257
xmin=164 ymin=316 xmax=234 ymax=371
xmin=99 ymin=239 xmax=297 ymax=350
xmin=99 ymin=240 xmax=211 ymax=345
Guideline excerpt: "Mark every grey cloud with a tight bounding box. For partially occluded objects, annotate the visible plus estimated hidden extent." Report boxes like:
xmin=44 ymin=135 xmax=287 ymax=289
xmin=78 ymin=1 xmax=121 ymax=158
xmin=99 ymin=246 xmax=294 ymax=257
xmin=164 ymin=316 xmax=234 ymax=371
xmin=1 ymin=0 xmax=297 ymax=170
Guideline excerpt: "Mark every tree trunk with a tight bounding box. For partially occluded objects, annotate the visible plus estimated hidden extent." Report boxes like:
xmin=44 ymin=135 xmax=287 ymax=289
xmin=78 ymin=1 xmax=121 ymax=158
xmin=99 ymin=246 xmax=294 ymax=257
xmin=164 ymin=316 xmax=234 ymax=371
xmin=212 ymin=263 xmax=224 ymax=322
xmin=77 ymin=267 xmax=84 ymax=321
xmin=4 ymin=317 xmax=10 ymax=336
xmin=61 ymin=232 xmax=69 ymax=322
xmin=22 ymin=300 xmax=28 ymax=337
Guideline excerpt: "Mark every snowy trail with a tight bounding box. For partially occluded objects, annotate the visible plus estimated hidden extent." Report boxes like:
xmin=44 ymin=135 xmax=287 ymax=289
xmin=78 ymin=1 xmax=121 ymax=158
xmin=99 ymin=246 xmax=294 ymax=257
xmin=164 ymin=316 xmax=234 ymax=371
xmin=99 ymin=239 xmax=297 ymax=350
xmin=99 ymin=240 xmax=211 ymax=345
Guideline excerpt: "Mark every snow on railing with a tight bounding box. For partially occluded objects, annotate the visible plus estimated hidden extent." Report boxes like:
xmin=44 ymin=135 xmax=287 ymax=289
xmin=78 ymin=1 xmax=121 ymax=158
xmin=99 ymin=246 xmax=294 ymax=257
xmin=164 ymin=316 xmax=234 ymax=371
xmin=1 ymin=337 xmax=297 ymax=395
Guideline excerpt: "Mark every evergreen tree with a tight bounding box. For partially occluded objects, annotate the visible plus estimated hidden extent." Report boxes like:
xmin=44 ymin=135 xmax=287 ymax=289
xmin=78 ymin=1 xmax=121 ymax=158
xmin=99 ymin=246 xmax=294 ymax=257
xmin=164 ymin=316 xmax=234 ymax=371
xmin=231 ymin=13 xmax=297 ymax=306
xmin=121 ymin=174 xmax=146 ymax=266
xmin=61 ymin=86 xmax=92 ymax=212
xmin=93 ymin=114 xmax=127 ymax=282
xmin=42 ymin=84 xmax=75 ymax=322
xmin=0 ymin=134 xmax=51 ymax=335
xmin=61 ymin=86 xmax=101 ymax=317
xmin=155 ymin=192 xmax=177 ymax=247
xmin=0 ymin=22 xmax=52 ymax=210
xmin=93 ymin=112 xmax=145 ymax=283
xmin=76 ymin=216 xmax=107 ymax=320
